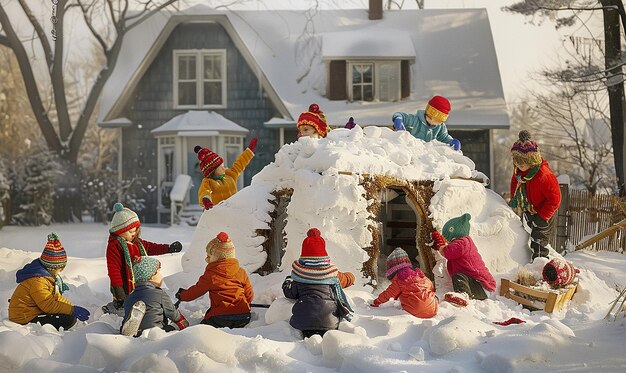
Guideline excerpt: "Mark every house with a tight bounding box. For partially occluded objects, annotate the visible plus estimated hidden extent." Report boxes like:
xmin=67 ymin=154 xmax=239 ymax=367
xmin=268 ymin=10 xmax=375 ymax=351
xmin=98 ymin=2 xmax=509 ymax=223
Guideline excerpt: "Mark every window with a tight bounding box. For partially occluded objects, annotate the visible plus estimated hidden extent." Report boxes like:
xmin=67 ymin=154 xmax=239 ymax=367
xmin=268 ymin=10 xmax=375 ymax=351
xmin=158 ymin=137 xmax=176 ymax=207
xmin=348 ymin=61 xmax=400 ymax=102
xmin=174 ymin=50 xmax=226 ymax=108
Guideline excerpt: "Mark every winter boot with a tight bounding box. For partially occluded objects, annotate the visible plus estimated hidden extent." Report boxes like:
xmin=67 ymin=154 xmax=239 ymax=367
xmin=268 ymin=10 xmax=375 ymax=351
xmin=121 ymin=301 xmax=146 ymax=337
xmin=452 ymin=273 xmax=488 ymax=300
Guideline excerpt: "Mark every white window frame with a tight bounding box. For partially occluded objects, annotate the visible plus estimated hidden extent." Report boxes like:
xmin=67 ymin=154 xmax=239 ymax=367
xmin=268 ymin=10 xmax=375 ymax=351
xmin=173 ymin=49 xmax=227 ymax=109
xmin=347 ymin=60 xmax=401 ymax=102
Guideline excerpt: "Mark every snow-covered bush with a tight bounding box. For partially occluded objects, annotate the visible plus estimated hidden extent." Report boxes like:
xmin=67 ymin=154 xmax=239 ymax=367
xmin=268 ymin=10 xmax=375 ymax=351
xmin=10 ymin=151 xmax=61 ymax=226
xmin=0 ymin=159 xmax=10 ymax=228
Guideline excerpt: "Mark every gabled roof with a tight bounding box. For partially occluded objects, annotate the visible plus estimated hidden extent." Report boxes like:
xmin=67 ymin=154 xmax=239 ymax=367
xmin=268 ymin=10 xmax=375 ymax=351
xmin=100 ymin=5 xmax=509 ymax=129
xmin=151 ymin=110 xmax=248 ymax=137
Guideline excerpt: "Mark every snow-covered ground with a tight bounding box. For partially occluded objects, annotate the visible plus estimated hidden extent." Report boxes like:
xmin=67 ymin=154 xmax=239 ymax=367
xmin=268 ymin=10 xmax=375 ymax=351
xmin=1 ymin=128 xmax=626 ymax=372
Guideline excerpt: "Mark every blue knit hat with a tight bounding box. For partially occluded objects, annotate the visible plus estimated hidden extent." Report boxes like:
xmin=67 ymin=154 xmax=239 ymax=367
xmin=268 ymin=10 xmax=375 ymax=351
xmin=132 ymin=256 xmax=160 ymax=283
xmin=442 ymin=213 xmax=471 ymax=242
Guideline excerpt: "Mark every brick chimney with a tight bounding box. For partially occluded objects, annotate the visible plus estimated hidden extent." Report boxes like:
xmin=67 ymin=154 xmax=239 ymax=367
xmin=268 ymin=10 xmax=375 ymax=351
xmin=369 ymin=0 xmax=383 ymax=20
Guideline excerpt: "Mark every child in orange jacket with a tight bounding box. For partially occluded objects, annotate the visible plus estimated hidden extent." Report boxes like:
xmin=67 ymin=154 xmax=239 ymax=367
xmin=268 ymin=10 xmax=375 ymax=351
xmin=175 ymin=232 xmax=253 ymax=328
xmin=194 ymin=137 xmax=257 ymax=210
xmin=371 ymin=248 xmax=438 ymax=318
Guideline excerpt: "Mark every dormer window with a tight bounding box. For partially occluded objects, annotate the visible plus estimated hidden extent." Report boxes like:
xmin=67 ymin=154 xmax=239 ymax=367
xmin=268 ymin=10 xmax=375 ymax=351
xmin=349 ymin=61 xmax=401 ymax=102
xmin=173 ymin=49 xmax=226 ymax=108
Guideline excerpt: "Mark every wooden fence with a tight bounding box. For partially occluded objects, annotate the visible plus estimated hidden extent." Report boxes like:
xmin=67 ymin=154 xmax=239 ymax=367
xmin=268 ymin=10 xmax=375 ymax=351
xmin=555 ymin=187 xmax=626 ymax=253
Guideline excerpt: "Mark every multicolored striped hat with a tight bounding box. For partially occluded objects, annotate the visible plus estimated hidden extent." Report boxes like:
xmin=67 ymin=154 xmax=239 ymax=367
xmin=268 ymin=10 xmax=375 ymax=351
xmin=511 ymin=130 xmax=542 ymax=167
xmin=386 ymin=248 xmax=412 ymax=279
xmin=206 ymin=232 xmax=236 ymax=261
xmin=109 ymin=202 xmax=140 ymax=235
xmin=39 ymin=232 xmax=67 ymax=269
xmin=297 ymin=104 xmax=328 ymax=137
xmin=195 ymin=145 xmax=224 ymax=178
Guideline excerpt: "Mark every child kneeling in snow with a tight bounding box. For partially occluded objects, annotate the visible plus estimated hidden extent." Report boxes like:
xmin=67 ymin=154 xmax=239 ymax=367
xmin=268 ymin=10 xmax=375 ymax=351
xmin=371 ymin=248 xmax=438 ymax=318
xmin=104 ymin=202 xmax=182 ymax=315
xmin=432 ymin=213 xmax=496 ymax=305
xmin=121 ymin=256 xmax=188 ymax=337
xmin=282 ymin=228 xmax=355 ymax=338
xmin=9 ymin=233 xmax=90 ymax=330
xmin=175 ymin=232 xmax=254 ymax=328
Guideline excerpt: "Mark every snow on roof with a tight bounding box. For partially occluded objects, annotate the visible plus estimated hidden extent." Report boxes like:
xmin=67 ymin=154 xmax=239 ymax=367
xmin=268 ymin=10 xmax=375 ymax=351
xmin=321 ymin=30 xmax=416 ymax=59
xmin=150 ymin=110 xmax=249 ymax=136
xmin=99 ymin=6 xmax=508 ymax=129
xmin=185 ymin=125 xmax=526 ymax=281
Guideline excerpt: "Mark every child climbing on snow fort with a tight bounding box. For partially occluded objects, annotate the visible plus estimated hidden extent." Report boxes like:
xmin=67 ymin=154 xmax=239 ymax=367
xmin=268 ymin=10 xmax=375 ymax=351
xmin=297 ymin=104 xmax=329 ymax=138
xmin=432 ymin=213 xmax=496 ymax=306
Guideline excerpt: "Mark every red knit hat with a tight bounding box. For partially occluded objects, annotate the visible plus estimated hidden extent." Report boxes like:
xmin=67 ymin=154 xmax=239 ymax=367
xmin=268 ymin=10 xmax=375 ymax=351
xmin=297 ymin=104 xmax=328 ymax=137
xmin=300 ymin=228 xmax=328 ymax=257
xmin=195 ymin=145 xmax=223 ymax=178
xmin=542 ymin=258 xmax=579 ymax=287
xmin=425 ymin=96 xmax=451 ymax=123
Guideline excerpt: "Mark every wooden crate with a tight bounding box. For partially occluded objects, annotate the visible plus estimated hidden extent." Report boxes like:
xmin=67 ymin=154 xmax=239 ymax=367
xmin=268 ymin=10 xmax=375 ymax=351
xmin=500 ymin=278 xmax=577 ymax=313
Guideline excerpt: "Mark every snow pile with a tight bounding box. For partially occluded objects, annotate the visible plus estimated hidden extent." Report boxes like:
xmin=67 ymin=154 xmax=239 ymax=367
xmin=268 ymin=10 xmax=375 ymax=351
xmin=186 ymin=126 xmax=526 ymax=288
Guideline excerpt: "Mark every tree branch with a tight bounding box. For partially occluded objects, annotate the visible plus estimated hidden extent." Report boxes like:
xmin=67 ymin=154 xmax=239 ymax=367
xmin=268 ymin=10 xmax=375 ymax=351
xmin=17 ymin=0 xmax=53 ymax=67
xmin=77 ymin=0 xmax=108 ymax=53
xmin=50 ymin=0 xmax=72 ymax=142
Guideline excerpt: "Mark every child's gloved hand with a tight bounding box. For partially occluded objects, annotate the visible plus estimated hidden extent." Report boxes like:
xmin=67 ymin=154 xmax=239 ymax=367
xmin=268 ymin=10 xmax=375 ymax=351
xmin=450 ymin=139 xmax=461 ymax=151
xmin=431 ymin=231 xmax=447 ymax=251
xmin=247 ymin=137 xmax=258 ymax=153
xmin=73 ymin=305 xmax=91 ymax=321
xmin=175 ymin=288 xmax=185 ymax=300
xmin=169 ymin=241 xmax=183 ymax=253
xmin=393 ymin=117 xmax=406 ymax=131
xmin=202 ymin=197 xmax=214 ymax=210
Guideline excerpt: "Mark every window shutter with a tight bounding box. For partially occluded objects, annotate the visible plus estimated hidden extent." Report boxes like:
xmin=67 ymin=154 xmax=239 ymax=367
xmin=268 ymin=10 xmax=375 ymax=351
xmin=328 ymin=60 xmax=347 ymax=100
xmin=401 ymin=60 xmax=410 ymax=99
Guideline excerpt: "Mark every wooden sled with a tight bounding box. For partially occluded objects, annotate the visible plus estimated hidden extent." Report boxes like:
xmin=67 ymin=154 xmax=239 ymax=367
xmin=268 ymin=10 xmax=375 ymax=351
xmin=500 ymin=278 xmax=577 ymax=313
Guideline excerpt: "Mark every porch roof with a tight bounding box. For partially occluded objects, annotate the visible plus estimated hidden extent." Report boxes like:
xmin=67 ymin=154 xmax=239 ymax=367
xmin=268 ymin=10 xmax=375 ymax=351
xmin=151 ymin=111 xmax=249 ymax=137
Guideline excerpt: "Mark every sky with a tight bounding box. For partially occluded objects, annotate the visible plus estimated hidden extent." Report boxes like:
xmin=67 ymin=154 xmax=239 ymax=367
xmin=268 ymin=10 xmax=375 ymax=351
xmin=1 ymin=126 xmax=625 ymax=371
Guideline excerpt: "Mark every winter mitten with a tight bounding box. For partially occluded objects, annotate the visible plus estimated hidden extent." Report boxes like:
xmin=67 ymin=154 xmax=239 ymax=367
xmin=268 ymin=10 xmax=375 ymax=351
xmin=444 ymin=292 xmax=469 ymax=308
xmin=175 ymin=288 xmax=185 ymax=300
xmin=169 ymin=241 xmax=183 ymax=253
xmin=393 ymin=117 xmax=406 ymax=131
xmin=202 ymin=196 xmax=214 ymax=210
xmin=247 ymin=137 xmax=258 ymax=153
xmin=431 ymin=231 xmax=447 ymax=251
xmin=73 ymin=305 xmax=91 ymax=321
xmin=174 ymin=314 xmax=189 ymax=330
xmin=532 ymin=215 xmax=549 ymax=229
xmin=61 ymin=283 xmax=70 ymax=293
xmin=450 ymin=139 xmax=461 ymax=151
xmin=112 ymin=286 xmax=127 ymax=303
xmin=345 ymin=117 xmax=356 ymax=129
xmin=493 ymin=317 xmax=525 ymax=326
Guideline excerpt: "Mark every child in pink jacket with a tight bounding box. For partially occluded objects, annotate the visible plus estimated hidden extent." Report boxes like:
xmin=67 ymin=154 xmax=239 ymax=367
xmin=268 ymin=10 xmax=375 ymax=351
xmin=432 ymin=213 xmax=496 ymax=301
xmin=371 ymin=248 xmax=438 ymax=318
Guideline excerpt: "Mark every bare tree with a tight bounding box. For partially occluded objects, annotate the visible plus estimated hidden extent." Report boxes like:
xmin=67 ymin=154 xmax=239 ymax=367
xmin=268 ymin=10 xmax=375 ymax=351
xmin=0 ymin=0 xmax=180 ymax=165
xmin=503 ymin=0 xmax=626 ymax=195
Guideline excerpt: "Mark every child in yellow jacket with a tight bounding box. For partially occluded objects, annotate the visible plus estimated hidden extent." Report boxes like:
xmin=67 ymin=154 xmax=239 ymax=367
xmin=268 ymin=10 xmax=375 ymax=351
xmin=9 ymin=233 xmax=90 ymax=330
xmin=194 ymin=137 xmax=258 ymax=209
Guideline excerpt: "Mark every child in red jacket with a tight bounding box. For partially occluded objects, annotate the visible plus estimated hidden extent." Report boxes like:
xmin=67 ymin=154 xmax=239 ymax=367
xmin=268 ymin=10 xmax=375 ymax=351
xmin=371 ymin=248 xmax=438 ymax=318
xmin=509 ymin=130 xmax=561 ymax=261
xmin=175 ymin=232 xmax=254 ymax=328
xmin=103 ymin=202 xmax=183 ymax=315
xmin=432 ymin=213 xmax=496 ymax=304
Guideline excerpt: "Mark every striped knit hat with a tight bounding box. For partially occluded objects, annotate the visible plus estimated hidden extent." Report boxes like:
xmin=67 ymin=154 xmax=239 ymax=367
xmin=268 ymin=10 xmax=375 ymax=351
xmin=386 ymin=248 xmax=413 ymax=280
xmin=297 ymin=104 xmax=329 ymax=138
xmin=206 ymin=232 xmax=236 ymax=261
xmin=39 ymin=232 xmax=67 ymax=269
xmin=132 ymin=256 xmax=160 ymax=283
xmin=511 ymin=130 xmax=542 ymax=167
xmin=109 ymin=202 xmax=140 ymax=235
xmin=442 ymin=213 xmax=471 ymax=242
xmin=542 ymin=258 xmax=579 ymax=287
xmin=195 ymin=145 xmax=223 ymax=178
xmin=425 ymin=96 xmax=451 ymax=123
xmin=291 ymin=228 xmax=337 ymax=280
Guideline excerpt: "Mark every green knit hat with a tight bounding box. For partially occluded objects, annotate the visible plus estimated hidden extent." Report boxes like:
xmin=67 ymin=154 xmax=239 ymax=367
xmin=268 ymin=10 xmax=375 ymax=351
xmin=442 ymin=213 xmax=471 ymax=242
xmin=132 ymin=256 xmax=160 ymax=283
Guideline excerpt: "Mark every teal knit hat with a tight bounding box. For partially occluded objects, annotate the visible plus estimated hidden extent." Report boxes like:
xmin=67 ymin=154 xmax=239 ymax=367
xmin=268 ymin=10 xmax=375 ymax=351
xmin=132 ymin=256 xmax=160 ymax=283
xmin=109 ymin=202 xmax=140 ymax=235
xmin=442 ymin=213 xmax=471 ymax=242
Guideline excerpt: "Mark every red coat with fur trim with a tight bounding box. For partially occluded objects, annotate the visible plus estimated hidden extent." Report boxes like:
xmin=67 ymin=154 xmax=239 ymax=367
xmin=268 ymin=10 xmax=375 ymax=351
xmin=510 ymin=159 xmax=561 ymax=221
